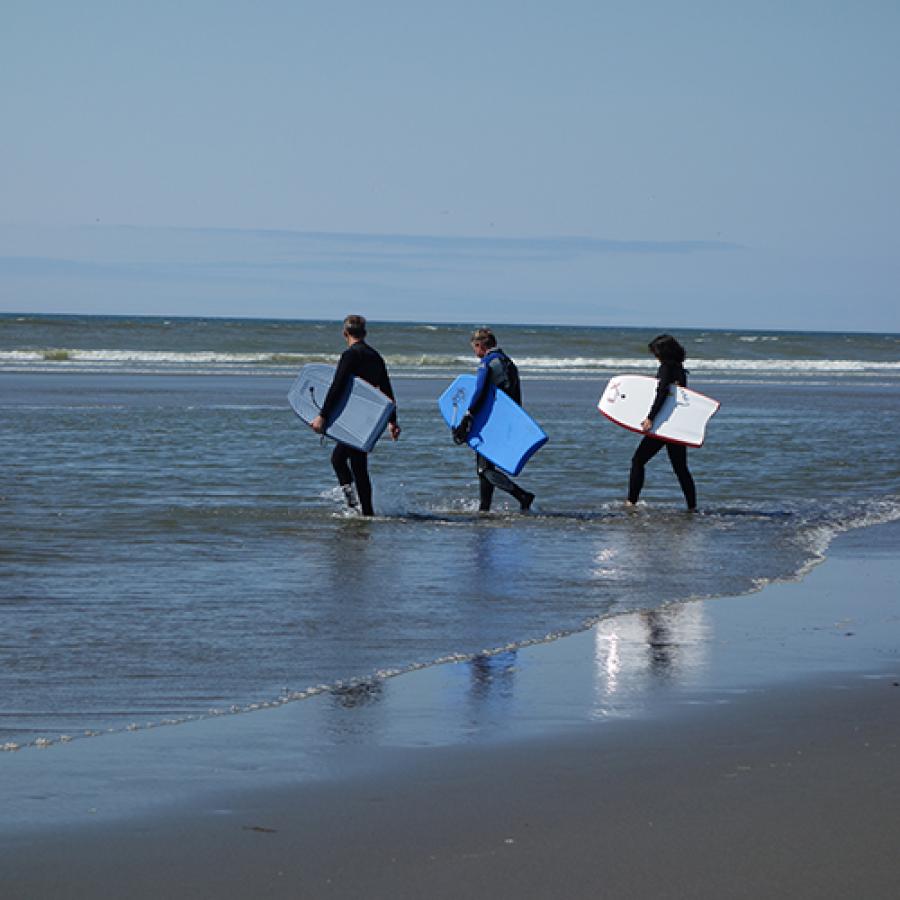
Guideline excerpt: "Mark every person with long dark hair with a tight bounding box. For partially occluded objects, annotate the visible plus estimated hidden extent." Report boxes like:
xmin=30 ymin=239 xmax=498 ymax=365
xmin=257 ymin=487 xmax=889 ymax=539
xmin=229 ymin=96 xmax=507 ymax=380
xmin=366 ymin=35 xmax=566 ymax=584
xmin=626 ymin=334 xmax=697 ymax=510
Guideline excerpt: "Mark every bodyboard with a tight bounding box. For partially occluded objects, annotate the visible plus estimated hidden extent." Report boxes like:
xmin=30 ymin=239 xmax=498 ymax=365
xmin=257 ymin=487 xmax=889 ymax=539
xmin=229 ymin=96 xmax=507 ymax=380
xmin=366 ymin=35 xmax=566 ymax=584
xmin=598 ymin=374 xmax=719 ymax=448
xmin=438 ymin=375 xmax=548 ymax=476
xmin=289 ymin=363 xmax=395 ymax=453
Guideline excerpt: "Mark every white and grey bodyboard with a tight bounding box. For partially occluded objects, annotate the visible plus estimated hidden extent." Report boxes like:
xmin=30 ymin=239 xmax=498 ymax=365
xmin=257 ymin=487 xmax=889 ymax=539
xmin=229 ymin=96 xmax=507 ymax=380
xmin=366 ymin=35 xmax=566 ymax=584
xmin=289 ymin=364 xmax=395 ymax=452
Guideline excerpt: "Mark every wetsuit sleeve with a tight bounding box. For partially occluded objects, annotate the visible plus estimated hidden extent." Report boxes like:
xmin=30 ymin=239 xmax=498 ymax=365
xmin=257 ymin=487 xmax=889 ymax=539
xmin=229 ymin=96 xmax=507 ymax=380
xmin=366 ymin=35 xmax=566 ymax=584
xmin=377 ymin=361 xmax=398 ymax=425
xmin=467 ymin=357 xmax=492 ymax=416
xmin=320 ymin=348 xmax=355 ymax=421
xmin=646 ymin=363 xmax=678 ymax=422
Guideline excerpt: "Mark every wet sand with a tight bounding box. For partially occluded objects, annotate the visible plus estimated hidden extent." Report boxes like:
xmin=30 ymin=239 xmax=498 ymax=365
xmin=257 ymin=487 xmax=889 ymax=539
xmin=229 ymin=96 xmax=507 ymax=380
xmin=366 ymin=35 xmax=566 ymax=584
xmin=2 ymin=523 xmax=899 ymax=899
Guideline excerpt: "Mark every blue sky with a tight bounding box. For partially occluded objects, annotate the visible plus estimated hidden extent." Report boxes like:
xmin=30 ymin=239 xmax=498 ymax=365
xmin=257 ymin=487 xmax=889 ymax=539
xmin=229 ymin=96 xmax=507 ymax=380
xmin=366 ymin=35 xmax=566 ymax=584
xmin=1 ymin=1 xmax=898 ymax=329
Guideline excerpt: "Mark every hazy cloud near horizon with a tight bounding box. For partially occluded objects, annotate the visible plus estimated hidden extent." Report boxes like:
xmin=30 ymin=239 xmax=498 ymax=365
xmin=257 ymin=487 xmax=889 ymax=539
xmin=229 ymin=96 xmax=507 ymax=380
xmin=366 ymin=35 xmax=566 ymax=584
xmin=0 ymin=223 xmax=893 ymax=331
xmin=1 ymin=2 xmax=898 ymax=330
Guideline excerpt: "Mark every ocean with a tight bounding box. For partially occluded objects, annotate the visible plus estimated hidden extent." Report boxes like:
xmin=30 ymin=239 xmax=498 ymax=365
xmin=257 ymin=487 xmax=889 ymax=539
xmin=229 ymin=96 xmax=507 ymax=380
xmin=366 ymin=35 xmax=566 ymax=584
xmin=2 ymin=315 xmax=899 ymax=751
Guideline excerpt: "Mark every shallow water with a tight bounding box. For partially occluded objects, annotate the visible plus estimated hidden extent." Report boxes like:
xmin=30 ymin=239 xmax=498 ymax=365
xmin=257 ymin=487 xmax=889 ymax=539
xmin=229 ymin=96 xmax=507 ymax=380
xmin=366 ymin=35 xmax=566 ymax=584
xmin=1 ymin=318 xmax=899 ymax=749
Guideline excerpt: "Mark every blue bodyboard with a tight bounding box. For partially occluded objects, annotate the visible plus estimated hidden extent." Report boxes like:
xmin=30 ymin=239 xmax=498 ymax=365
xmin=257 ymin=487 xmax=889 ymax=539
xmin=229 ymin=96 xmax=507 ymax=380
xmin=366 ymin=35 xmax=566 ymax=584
xmin=289 ymin=364 xmax=395 ymax=453
xmin=438 ymin=375 xmax=547 ymax=476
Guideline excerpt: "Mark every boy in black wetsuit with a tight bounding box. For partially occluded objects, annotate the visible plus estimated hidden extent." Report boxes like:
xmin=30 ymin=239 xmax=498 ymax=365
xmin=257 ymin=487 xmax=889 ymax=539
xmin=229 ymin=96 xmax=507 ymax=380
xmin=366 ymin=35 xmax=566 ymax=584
xmin=626 ymin=334 xmax=697 ymax=510
xmin=311 ymin=315 xmax=400 ymax=516
xmin=455 ymin=327 xmax=535 ymax=512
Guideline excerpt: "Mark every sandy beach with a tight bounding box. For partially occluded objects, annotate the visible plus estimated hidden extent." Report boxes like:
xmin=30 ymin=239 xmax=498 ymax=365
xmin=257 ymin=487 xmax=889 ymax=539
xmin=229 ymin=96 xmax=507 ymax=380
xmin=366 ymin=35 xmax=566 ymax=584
xmin=2 ymin=521 xmax=899 ymax=899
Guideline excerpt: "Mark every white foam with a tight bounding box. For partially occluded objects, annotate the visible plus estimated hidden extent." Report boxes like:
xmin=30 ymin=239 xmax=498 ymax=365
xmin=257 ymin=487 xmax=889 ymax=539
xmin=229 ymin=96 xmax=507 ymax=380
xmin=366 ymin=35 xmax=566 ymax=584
xmin=1 ymin=349 xmax=898 ymax=377
xmin=513 ymin=357 xmax=900 ymax=374
xmin=0 ymin=349 xmax=339 ymax=365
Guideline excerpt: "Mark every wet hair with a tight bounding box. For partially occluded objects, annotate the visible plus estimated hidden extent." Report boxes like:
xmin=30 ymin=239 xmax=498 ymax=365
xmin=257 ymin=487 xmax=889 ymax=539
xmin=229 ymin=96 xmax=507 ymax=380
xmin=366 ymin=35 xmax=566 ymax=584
xmin=648 ymin=334 xmax=686 ymax=364
xmin=343 ymin=315 xmax=367 ymax=339
xmin=470 ymin=327 xmax=497 ymax=349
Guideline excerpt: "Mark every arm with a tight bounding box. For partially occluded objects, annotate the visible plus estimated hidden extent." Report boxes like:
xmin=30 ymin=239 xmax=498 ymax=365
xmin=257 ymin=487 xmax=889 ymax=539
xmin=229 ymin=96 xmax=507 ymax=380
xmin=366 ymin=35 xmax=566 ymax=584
xmin=467 ymin=355 xmax=493 ymax=417
xmin=451 ymin=355 xmax=491 ymax=444
xmin=378 ymin=365 xmax=398 ymax=424
xmin=641 ymin=363 xmax=678 ymax=431
xmin=377 ymin=363 xmax=401 ymax=439
xmin=311 ymin=349 xmax=355 ymax=433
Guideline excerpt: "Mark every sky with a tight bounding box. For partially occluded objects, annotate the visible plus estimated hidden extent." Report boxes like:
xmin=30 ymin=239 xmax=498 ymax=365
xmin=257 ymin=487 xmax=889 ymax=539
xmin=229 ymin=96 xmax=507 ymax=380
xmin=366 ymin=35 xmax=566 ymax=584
xmin=1 ymin=0 xmax=898 ymax=330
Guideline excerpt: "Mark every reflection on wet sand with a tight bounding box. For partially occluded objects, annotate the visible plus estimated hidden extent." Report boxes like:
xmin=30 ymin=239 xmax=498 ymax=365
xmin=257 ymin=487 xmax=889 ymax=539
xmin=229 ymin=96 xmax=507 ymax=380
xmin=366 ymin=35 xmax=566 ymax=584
xmin=469 ymin=651 xmax=517 ymax=701
xmin=306 ymin=521 xmax=718 ymax=747
xmin=332 ymin=680 xmax=384 ymax=709
xmin=313 ymin=604 xmax=714 ymax=747
xmin=593 ymin=604 xmax=711 ymax=714
xmin=465 ymin=651 xmax=518 ymax=734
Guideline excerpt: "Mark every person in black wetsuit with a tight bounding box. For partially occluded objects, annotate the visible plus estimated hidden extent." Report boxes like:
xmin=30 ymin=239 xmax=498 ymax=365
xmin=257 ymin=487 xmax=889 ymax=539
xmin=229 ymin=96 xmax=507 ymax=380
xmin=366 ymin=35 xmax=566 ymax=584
xmin=311 ymin=315 xmax=400 ymax=516
xmin=626 ymin=334 xmax=697 ymax=511
xmin=454 ymin=327 xmax=535 ymax=512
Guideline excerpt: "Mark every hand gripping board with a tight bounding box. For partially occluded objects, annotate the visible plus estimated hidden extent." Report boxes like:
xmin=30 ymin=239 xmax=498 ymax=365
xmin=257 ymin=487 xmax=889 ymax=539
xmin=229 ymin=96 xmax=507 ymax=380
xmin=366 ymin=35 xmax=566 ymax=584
xmin=438 ymin=374 xmax=547 ymax=476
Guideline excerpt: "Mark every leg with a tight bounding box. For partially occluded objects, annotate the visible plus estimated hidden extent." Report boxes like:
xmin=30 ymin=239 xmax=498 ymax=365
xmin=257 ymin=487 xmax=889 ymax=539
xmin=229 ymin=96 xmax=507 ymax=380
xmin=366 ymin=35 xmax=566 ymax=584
xmin=666 ymin=443 xmax=696 ymax=510
xmin=478 ymin=473 xmax=495 ymax=512
xmin=347 ymin=448 xmax=374 ymax=516
xmin=331 ymin=444 xmax=372 ymax=514
xmin=477 ymin=455 xmax=534 ymax=512
xmin=628 ymin=436 xmax=665 ymax=504
xmin=476 ymin=454 xmax=495 ymax=511
xmin=331 ymin=443 xmax=353 ymax=488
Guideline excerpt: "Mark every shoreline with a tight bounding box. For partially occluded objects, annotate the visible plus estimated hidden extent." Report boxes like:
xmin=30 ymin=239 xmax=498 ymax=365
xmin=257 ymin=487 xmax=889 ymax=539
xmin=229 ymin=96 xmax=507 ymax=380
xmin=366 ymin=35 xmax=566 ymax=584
xmin=2 ymin=520 xmax=899 ymax=897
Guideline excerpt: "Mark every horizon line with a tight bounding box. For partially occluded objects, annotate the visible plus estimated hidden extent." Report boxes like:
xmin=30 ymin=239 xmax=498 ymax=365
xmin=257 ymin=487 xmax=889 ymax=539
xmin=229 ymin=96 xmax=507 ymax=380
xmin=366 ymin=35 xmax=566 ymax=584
xmin=1 ymin=310 xmax=895 ymax=338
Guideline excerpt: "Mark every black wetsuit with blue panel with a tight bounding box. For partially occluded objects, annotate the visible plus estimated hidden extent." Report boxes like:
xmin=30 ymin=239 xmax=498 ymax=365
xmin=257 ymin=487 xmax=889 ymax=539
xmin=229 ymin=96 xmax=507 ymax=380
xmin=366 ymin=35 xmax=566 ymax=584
xmin=467 ymin=348 xmax=534 ymax=512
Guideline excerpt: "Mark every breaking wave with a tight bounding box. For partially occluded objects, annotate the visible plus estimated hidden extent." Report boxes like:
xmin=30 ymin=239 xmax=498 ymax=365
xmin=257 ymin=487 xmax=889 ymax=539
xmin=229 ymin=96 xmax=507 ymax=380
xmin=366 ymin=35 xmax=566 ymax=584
xmin=2 ymin=348 xmax=899 ymax=377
